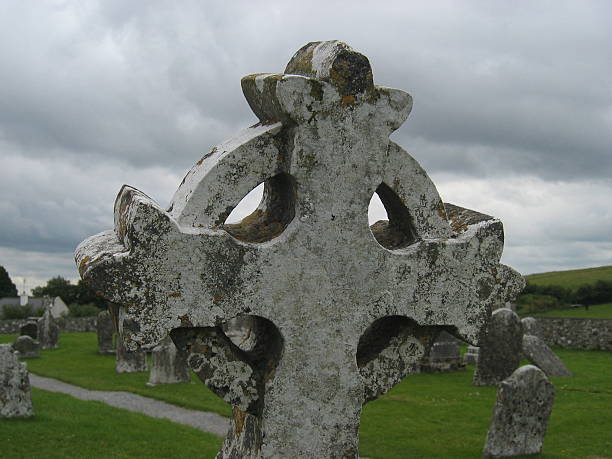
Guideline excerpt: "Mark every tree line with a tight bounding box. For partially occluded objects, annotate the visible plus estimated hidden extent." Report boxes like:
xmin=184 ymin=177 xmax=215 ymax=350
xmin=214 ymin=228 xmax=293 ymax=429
xmin=517 ymin=280 xmax=612 ymax=314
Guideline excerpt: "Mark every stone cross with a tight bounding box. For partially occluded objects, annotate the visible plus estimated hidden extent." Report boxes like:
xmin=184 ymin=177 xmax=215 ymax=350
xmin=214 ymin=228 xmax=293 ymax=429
xmin=76 ymin=41 xmax=524 ymax=458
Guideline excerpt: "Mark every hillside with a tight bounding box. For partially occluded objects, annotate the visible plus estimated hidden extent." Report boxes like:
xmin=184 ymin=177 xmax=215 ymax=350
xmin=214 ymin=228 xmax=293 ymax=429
xmin=525 ymin=265 xmax=612 ymax=290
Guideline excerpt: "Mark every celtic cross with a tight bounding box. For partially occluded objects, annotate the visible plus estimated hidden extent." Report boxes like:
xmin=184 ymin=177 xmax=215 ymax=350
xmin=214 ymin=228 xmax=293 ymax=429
xmin=76 ymin=41 xmax=523 ymax=458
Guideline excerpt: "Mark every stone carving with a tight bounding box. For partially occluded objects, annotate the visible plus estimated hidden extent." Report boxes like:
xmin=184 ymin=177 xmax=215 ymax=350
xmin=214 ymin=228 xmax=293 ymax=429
xmin=75 ymin=41 xmax=524 ymax=458
xmin=37 ymin=308 xmax=59 ymax=350
xmin=421 ymin=330 xmax=463 ymax=372
xmin=521 ymin=316 xmax=539 ymax=337
xmin=97 ymin=310 xmax=116 ymax=354
xmin=463 ymin=345 xmax=480 ymax=365
xmin=147 ymin=336 xmax=190 ymax=386
xmin=12 ymin=335 xmax=40 ymax=359
xmin=0 ymin=344 xmax=33 ymax=418
xmin=19 ymin=320 xmax=38 ymax=339
xmin=474 ymin=308 xmax=523 ymax=386
xmin=116 ymin=339 xmax=147 ymax=374
xmin=483 ymin=365 xmax=554 ymax=458
xmin=522 ymin=334 xmax=572 ymax=378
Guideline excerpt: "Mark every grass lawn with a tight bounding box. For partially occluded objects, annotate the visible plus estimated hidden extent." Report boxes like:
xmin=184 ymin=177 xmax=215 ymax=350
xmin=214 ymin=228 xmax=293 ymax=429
xmin=1 ymin=332 xmax=611 ymax=458
xmin=529 ymin=302 xmax=612 ymax=319
xmin=525 ymin=265 xmax=612 ymax=290
xmin=1 ymin=388 xmax=222 ymax=458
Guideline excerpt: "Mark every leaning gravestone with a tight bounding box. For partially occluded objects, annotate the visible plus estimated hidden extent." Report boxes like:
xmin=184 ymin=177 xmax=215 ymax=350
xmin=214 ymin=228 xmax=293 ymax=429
xmin=12 ymin=335 xmax=40 ymax=359
xmin=474 ymin=308 xmax=523 ymax=386
xmin=116 ymin=339 xmax=147 ymax=373
xmin=147 ymin=336 xmax=190 ymax=386
xmin=19 ymin=320 xmax=38 ymax=340
xmin=523 ymin=334 xmax=572 ymax=378
xmin=521 ymin=316 xmax=539 ymax=337
xmin=0 ymin=344 xmax=33 ymax=418
xmin=37 ymin=308 xmax=59 ymax=350
xmin=75 ymin=40 xmax=524 ymax=458
xmin=97 ymin=310 xmax=115 ymax=354
xmin=483 ymin=365 xmax=554 ymax=458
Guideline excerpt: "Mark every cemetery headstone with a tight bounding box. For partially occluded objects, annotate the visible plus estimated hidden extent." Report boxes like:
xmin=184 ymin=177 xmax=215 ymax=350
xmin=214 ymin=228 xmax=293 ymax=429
xmin=0 ymin=344 xmax=33 ymax=418
xmin=75 ymin=40 xmax=524 ymax=458
xmin=422 ymin=330 xmax=464 ymax=372
xmin=463 ymin=345 xmax=480 ymax=365
xmin=147 ymin=336 xmax=190 ymax=386
xmin=116 ymin=339 xmax=147 ymax=374
xmin=37 ymin=308 xmax=59 ymax=350
xmin=12 ymin=335 xmax=40 ymax=359
xmin=483 ymin=365 xmax=554 ymax=458
xmin=522 ymin=334 xmax=572 ymax=378
xmin=97 ymin=310 xmax=115 ymax=354
xmin=19 ymin=320 xmax=38 ymax=340
xmin=521 ymin=316 xmax=539 ymax=337
xmin=474 ymin=308 xmax=523 ymax=386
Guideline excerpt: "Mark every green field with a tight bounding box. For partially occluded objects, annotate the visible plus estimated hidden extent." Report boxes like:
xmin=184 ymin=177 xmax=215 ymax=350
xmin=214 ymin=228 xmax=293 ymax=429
xmin=1 ymin=332 xmax=611 ymax=458
xmin=530 ymin=302 xmax=612 ymax=319
xmin=525 ymin=265 xmax=612 ymax=290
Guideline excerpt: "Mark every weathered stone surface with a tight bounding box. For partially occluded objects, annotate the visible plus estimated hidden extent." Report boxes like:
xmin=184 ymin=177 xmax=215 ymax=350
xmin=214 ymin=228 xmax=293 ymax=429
xmin=147 ymin=336 xmax=190 ymax=385
xmin=0 ymin=344 xmax=33 ymax=418
xmin=19 ymin=320 xmax=38 ymax=339
xmin=12 ymin=335 xmax=40 ymax=359
xmin=521 ymin=316 xmax=539 ymax=337
xmin=116 ymin=339 xmax=147 ymax=374
xmin=474 ymin=308 xmax=523 ymax=386
xmin=483 ymin=365 xmax=554 ymax=458
xmin=37 ymin=308 xmax=59 ymax=350
xmin=97 ymin=310 xmax=115 ymax=355
xmin=522 ymin=334 xmax=572 ymax=378
xmin=463 ymin=345 xmax=480 ymax=365
xmin=75 ymin=40 xmax=524 ymax=458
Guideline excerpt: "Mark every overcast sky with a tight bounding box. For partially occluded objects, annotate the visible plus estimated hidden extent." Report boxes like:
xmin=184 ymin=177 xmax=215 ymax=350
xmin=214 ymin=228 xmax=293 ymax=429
xmin=1 ymin=1 xmax=610 ymax=292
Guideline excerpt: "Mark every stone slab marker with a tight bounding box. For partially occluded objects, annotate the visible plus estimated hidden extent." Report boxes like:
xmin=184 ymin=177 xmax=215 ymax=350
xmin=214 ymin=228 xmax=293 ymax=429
xmin=474 ymin=308 xmax=523 ymax=386
xmin=422 ymin=330 xmax=463 ymax=372
xmin=483 ymin=365 xmax=554 ymax=458
xmin=116 ymin=339 xmax=147 ymax=373
xmin=76 ymin=41 xmax=524 ymax=458
xmin=522 ymin=334 xmax=572 ymax=378
xmin=37 ymin=308 xmax=59 ymax=350
xmin=521 ymin=316 xmax=539 ymax=337
xmin=147 ymin=336 xmax=190 ymax=386
xmin=0 ymin=344 xmax=33 ymax=418
xmin=463 ymin=345 xmax=480 ymax=365
xmin=97 ymin=310 xmax=116 ymax=355
xmin=12 ymin=335 xmax=40 ymax=359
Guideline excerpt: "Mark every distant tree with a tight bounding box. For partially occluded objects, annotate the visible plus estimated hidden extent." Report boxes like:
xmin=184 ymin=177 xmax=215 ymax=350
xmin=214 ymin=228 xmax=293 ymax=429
xmin=32 ymin=276 xmax=78 ymax=304
xmin=0 ymin=265 xmax=18 ymax=297
xmin=74 ymin=279 xmax=107 ymax=309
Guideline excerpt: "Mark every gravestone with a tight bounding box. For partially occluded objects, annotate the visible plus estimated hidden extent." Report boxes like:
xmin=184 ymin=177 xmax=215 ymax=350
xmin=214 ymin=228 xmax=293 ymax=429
xmin=116 ymin=339 xmax=147 ymax=373
xmin=523 ymin=334 xmax=572 ymax=378
xmin=0 ymin=344 xmax=33 ymax=418
xmin=75 ymin=40 xmax=524 ymax=458
xmin=474 ymin=308 xmax=523 ymax=386
xmin=37 ymin=308 xmax=59 ymax=350
xmin=147 ymin=336 xmax=190 ymax=386
xmin=12 ymin=335 xmax=40 ymax=359
xmin=463 ymin=345 xmax=480 ymax=365
xmin=19 ymin=320 xmax=38 ymax=339
xmin=422 ymin=330 xmax=463 ymax=372
xmin=521 ymin=316 xmax=539 ymax=337
xmin=483 ymin=365 xmax=554 ymax=458
xmin=97 ymin=310 xmax=115 ymax=354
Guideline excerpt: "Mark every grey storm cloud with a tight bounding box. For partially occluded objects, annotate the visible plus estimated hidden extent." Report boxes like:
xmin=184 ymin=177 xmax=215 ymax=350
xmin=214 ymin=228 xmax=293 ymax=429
xmin=0 ymin=0 xmax=610 ymax=287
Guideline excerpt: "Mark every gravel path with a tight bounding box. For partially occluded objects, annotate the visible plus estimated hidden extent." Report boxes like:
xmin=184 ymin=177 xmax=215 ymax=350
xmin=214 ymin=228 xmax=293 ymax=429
xmin=29 ymin=373 xmax=229 ymax=437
